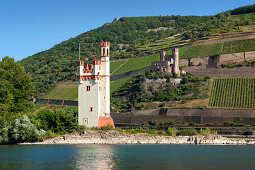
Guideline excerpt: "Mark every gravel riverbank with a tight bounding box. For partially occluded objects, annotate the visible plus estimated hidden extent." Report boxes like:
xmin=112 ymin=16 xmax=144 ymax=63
xmin=20 ymin=130 xmax=255 ymax=145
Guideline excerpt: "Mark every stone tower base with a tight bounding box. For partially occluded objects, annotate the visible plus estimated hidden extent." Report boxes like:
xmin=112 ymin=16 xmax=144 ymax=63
xmin=98 ymin=116 xmax=115 ymax=129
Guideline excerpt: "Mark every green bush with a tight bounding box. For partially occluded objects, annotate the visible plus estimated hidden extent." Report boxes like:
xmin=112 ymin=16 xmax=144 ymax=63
xmin=148 ymin=120 xmax=159 ymax=126
xmin=167 ymin=127 xmax=178 ymax=136
xmin=197 ymin=62 xmax=202 ymax=66
xmin=0 ymin=115 xmax=46 ymax=143
xmin=159 ymin=102 xmax=166 ymax=107
xmin=30 ymin=109 xmax=80 ymax=135
xmin=223 ymin=121 xmax=234 ymax=126
xmin=189 ymin=122 xmax=196 ymax=126
xmin=200 ymin=128 xmax=211 ymax=135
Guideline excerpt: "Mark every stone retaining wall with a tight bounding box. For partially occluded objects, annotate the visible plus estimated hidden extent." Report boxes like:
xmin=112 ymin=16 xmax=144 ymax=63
xmin=34 ymin=99 xmax=78 ymax=106
xmin=111 ymin=108 xmax=255 ymax=124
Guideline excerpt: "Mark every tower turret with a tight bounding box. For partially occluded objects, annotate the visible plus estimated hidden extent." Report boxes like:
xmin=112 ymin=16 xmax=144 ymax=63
xmin=172 ymin=48 xmax=180 ymax=76
xmin=100 ymin=41 xmax=110 ymax=57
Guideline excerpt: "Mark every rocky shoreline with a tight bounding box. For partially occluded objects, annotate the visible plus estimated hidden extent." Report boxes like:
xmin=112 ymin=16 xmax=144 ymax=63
xmin=20 ymin=130 xmax=255 ymax=145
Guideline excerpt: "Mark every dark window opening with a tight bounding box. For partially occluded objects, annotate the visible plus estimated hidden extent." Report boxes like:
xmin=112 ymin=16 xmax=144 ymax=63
xmin=86 ymin=86 xmax=91 ymax=91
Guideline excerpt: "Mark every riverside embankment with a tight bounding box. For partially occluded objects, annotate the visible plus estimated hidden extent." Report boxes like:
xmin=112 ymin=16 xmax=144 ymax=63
xmin=21 ymin=130 xmax=255 ymax=145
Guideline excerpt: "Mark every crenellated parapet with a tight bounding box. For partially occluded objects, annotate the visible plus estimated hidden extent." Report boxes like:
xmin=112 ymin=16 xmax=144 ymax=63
xmin=77 ymin=60 xmax=84 ymax=66
xmin=77 ymin=59 xmax=102 ymax=84
xmin=83 ymin=64 xmax=93 ymax=73
xmin=93 ymin=60 xmax=102 ymax=65
xmin=100 ymin=41 xmax=110 ymax=47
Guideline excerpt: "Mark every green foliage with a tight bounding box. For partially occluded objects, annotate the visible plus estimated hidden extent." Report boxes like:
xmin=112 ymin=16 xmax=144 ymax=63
xmin=177 ymin=129 xmax=197 ymax=136
xmin=148 ymin=120 xmax=159 ymax=126
xmin=0 ymin=56 xmax=34 ymax=120
xmin=209 ymin=78 xmax=255 ymax=109
xmin=189 ymin=122 xmax=196 ymax=126
xmin=19 ymin=14 xmax=214 ymax=96
xmin=167 ymin=127 xmax=178 ymax=136
xmin=0 ymin=115 xmax=46 ymax=143
xmin=112 ymin=73 xmax=207 ymax=112
xmin=17 ymin=6 xmax=255 ymax=98
xmin=30 ymin=108 xmax=80 ymax=135
xmin=159 ymin=102 xmax=166 ymax=107
xmin=200 ymin=127 xmax=211 ymax=135
xmin=231 ymin=4 xmax=255 ymax=15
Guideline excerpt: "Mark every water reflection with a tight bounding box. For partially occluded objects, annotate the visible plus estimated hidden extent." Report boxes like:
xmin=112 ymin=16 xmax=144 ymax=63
xmin=73 ymin=145 xmax=116 ymax=170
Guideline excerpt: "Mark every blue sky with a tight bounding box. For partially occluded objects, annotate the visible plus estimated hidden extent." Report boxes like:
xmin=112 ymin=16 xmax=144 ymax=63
xmin=0 ymin=0 xmax=254 ymax=61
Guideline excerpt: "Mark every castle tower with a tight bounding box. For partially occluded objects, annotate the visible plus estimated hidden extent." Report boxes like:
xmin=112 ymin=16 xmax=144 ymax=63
xmin=77 ymin=41 xmax=114 ymax=128
xmin=172 ymin=48 xmax=180 ymax=76
xmin=160 ymin=51 xmax=166 ymax=61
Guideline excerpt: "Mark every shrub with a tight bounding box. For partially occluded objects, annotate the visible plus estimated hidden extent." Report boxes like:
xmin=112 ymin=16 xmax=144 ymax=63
xmin=223 ymin=121 xmax=233 ymax=126
xmin=167 ymin=127 xmax=178 ymax=136
xmin=30 ymin=109 xmax=80 ymax=135
xmin=148 ymin=120 xmax=159 ymax=126
xmin=0 ymin=115 xmax=46 ymax=143
xmin=159 ymin=102 xmax=166 ymax=107
xmin=172 ymin=72 xmax=178 ymax=78
xmin=189 ymin=122 xmax=196 ymax=126
xmin=165 ymin=121 xmax=175 ymax=126
xmin=200 ymin=128 xmax=211 ymax=135
xmin=177 ymin=129 xmax=197 ymax=136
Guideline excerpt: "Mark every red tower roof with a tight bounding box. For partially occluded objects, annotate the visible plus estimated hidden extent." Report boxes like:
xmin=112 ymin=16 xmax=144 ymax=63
xmin=100 ymin=41 xmax=110 ymax=47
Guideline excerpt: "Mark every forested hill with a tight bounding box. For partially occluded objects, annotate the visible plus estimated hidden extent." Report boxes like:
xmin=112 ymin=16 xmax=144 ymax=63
xmin=20 ymin=15 xmax=211 ymax=73
xmin=19 ymin=4 xmax=255 ymax=96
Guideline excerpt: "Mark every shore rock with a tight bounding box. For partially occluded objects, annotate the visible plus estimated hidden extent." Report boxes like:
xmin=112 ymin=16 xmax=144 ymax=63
xmin=20 ymin=130 xmax=255 ymax=145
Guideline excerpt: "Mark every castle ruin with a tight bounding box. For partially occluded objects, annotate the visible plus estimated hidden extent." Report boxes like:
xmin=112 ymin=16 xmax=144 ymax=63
xmin=152 ymin=48 xmax=180 ymax=76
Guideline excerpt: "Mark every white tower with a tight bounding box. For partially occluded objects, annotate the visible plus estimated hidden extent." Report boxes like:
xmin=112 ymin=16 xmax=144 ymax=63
xmin=77 ymin=41 xmax=114 ymax=128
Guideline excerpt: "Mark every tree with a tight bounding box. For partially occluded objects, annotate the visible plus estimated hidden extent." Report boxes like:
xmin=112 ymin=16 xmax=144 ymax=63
xmin=0 ymin=56 xmax=34 ymax=120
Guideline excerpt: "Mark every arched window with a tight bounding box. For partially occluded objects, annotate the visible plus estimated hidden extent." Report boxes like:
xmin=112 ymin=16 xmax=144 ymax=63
xmin=107 ymin=48 xmax=109 ymax=56
xmin=102 ymin=48 xmax=105 ymax=56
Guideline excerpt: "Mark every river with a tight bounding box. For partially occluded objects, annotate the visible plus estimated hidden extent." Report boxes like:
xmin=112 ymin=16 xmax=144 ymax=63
xmin=0 ymin=144 xmax=255 ymax=169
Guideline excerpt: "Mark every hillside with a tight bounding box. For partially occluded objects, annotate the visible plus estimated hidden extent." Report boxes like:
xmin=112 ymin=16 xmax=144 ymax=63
xmin=18 ymin=4 xmax=255 ymax=97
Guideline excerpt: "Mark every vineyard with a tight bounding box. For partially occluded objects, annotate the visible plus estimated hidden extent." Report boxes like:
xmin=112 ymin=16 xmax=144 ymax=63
xmin=179 ymin=38 xmax=255 ymax=59
xmin=209 ymin=78 xmax=255 ymax=109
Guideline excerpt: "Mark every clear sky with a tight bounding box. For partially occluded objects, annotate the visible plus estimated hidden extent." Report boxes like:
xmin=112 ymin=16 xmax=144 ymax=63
xmin=0 ymin=0 xmax=254 ymax=61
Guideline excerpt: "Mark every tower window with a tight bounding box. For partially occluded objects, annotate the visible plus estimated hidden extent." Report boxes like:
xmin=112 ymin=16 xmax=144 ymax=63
xmin=86 ymin=86 xmax=91 ymax=91
xmin=103 ymin=48 xmax=105 ymax=56
xmin=90 ymin=107 xmax=93 ymax=112
xmin=99 ymin=86 xmax=101 ymax=91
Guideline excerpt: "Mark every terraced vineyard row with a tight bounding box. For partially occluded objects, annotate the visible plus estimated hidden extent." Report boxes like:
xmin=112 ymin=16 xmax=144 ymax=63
xmin=209 ymin=78 xmax=255 ymax=109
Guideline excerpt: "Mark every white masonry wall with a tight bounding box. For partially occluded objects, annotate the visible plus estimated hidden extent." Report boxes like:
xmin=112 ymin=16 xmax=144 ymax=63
xmin=78 ymin=79 xmax=100 ymax=127
xmin=78 ymin=63 xmax=102 ymax=127
xmin=100 ymin=46 xmax=110 ymax=116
